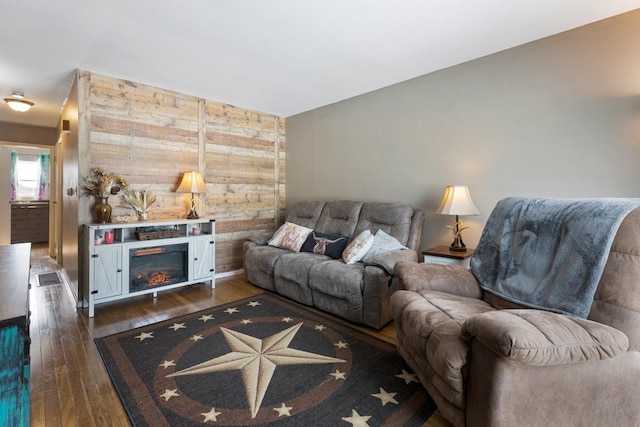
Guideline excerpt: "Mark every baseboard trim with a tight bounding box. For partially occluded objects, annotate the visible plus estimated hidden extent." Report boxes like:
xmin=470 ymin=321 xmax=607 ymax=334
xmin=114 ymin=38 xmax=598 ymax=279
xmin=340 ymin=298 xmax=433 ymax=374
xmin=215 ymin=269 xmax=243 ymax=279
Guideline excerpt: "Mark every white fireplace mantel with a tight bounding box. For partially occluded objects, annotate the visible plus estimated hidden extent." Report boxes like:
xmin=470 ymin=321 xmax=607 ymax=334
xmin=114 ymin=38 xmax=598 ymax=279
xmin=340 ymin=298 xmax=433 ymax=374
xmin=82 ymin=218 xmax=215 ymax=317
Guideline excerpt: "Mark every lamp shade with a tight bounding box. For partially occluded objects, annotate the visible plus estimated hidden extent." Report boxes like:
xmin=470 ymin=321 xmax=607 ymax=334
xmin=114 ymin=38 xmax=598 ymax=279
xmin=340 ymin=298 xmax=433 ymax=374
xmin=177 ymin=171 xmax=207 ymax=194
xmin=435 ymin=185 xmax=479 ymax=216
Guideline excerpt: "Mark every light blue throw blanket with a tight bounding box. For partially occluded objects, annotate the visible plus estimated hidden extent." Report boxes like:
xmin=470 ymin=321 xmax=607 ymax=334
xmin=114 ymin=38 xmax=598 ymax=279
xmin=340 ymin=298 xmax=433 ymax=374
xmin=470 ymin=197 xmax=640 ymax=318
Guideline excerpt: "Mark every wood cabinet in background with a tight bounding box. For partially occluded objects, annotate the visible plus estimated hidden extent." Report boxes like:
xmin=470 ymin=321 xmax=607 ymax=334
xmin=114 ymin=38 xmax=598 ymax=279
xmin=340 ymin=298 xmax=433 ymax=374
xmin=11 ymin=202 xmax=49 ymax=243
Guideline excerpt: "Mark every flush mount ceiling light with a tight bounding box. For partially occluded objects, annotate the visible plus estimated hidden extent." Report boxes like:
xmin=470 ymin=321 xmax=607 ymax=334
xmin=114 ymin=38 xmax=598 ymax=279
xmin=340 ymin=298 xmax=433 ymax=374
xmin=4 ymin=90 xmax=34 ymax=112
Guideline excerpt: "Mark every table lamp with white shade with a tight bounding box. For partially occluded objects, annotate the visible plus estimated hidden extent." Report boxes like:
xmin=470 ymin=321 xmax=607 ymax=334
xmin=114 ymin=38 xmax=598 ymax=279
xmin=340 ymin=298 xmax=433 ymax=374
xmin=176 ymin=171 xmax=207 ymax=219
xmin=435 ymin=185 xmax=480 ymax=252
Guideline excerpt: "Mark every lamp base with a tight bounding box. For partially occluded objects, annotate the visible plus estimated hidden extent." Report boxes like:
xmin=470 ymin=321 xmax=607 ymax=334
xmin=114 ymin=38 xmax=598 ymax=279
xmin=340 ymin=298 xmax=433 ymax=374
xmin=449 ymin=235 xmax=467 ymax=252
xmin=186 ymin=192 xmax=199 ymax=219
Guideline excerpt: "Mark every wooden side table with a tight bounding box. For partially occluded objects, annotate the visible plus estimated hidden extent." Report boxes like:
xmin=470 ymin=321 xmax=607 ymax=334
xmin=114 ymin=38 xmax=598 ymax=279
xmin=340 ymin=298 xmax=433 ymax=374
xmin=422 ymin=245 xmax=474 ymax=269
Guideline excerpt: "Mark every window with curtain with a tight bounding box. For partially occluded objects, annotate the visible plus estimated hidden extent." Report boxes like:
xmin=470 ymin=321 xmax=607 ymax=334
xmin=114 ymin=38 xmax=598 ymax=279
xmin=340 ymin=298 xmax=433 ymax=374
xmin=10 ymin=152 xmax=50 ymax=201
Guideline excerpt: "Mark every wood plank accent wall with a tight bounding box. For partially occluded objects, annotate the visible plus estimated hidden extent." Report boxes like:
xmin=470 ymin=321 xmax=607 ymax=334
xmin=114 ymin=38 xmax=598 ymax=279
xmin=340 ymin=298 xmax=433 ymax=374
xmin=78 ymin=70 xmax=285 ymax=275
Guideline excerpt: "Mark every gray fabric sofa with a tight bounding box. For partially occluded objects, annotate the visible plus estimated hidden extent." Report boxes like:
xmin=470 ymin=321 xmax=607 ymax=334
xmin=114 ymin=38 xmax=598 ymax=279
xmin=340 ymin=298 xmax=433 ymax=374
xmin=243 ymin=200 xmax=425 ymax=329
xmin=391 ymin=201 xmax=640 ymax=427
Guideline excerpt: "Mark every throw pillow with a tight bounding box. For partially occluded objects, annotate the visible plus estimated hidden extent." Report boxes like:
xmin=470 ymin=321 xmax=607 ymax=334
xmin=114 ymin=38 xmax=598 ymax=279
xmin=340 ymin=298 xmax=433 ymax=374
xmin=361 ymin=229 xmax=408 ymax=262
xmin=301 ymin=231 xmax=349 ymax=259
xmin=342 ymin=230 xmax=374 ymax=264
xmin=268 ymin=222 xmax=313 ymax=252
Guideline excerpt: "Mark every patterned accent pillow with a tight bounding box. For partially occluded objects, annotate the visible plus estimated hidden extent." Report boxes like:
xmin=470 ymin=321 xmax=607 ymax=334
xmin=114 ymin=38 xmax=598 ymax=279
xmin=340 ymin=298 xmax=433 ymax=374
xmin=301 ymin=231 xmax=349 ymax=259
xmin=268 ymin=222 xmax=313 ymax=252
xmin=342 ymin=230 xmax=374 ymax=264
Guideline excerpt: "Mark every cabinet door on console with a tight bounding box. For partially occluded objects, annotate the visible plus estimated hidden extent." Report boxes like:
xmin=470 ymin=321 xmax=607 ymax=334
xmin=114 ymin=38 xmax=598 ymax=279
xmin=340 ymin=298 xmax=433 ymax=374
xmin=92 ymin=246 xmax=123 ymax=300
xmin=191 ymin=237 xmax=215 ymax=281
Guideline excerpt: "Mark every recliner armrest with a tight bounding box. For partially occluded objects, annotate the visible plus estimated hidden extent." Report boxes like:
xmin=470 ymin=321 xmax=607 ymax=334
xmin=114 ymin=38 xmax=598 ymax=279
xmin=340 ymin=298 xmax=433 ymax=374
xmin=461 ymin=309 xmax=629 ymax=366
xmin=246 ymin=231 xmax=273 ymax=246
xmin=363 ymin=249 xmax=418 ymax=275
xmin=394 ymin=261 xmax=483 ymax=298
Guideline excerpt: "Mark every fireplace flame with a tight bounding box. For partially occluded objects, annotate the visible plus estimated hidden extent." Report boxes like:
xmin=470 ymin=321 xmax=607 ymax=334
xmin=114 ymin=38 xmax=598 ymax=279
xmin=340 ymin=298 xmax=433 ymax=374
xmin=148 ymin=272 xmax=173 ymax=285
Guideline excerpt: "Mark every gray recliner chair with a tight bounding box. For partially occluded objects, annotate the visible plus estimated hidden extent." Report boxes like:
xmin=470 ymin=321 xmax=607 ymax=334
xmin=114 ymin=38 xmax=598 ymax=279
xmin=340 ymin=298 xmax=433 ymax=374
xmin=391 ymin=198 xmax=640 ymax=426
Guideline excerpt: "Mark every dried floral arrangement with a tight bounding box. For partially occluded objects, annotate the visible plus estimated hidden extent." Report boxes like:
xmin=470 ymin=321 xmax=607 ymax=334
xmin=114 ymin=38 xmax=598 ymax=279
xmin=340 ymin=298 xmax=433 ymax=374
xmin=123 ymin=189 xmax=157 ymax=220
xmin=81 ymin=167 xmax=129 ymax=198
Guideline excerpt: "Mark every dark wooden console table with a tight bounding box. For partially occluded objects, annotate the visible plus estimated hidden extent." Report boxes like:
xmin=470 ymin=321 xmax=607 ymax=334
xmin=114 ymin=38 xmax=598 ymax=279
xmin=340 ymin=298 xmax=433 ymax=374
xmin=0 ymin=243 xmax=31 ymax=426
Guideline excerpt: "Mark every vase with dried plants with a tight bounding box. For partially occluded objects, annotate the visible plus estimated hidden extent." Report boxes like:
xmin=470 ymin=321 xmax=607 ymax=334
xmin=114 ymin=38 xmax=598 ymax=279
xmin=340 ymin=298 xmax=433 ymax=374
xmin=81 ymin=168 xmax=129 ymax=223
xmin=123 ymin=189 xmax=157 ymax=221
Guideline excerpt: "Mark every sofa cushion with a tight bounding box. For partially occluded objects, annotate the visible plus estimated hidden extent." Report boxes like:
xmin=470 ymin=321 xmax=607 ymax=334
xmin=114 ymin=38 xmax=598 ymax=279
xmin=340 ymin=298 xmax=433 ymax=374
xmin=285 ymin=201 xmax=326 ymax=229
xmin=309 ymin=260 xmax=365 ymax=300
xmin=243 ymin=245 xmax=291 ymax=291
xmin=354 ymin=202 xmax=414 ymax=246
xmin=274 ymin=252 xmax=330 ymax=305
xmin=300 ymin=231 xmax=349 ymax=259
xmin=268 ymin=222 xmax=313 ymax=252
xmin=309 ymin=260 xmax=365 ymax=323
xmin=342 ymin=230 xmax=374 ymax=264
xmin=315 ymin=200 xmax=363 ymax=237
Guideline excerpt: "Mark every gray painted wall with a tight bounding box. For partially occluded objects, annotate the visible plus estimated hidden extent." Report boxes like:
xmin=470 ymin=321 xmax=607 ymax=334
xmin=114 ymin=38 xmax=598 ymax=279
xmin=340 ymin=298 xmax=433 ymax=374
xmin=286 ymin=10 xmax=640 ymax=250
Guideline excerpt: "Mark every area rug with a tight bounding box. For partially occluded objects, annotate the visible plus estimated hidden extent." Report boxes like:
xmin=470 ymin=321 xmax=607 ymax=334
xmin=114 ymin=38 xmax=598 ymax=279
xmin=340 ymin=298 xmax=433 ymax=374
xmin=38 ymin=272 xmax=61 ymax=286
xmin=95 ymin=293 xmax=436 ymax=426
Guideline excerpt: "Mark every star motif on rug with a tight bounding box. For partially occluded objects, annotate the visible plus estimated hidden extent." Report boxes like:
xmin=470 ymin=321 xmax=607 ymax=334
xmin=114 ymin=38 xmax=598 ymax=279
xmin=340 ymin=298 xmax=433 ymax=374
xmin=396 ymin=369 xmax=419 ymax=384
xmin=315 ymin=324 xmax=326 ymax=331
xmin=281 ymin=317 xmax=293 ymax=322
xmin=159 ymin=360 xmax=176 ymax=369
xmin=330 ymin=369 xmax=346 ymax=380
xmin=199 ymin=314 xmax=214 ymax=322
xmin=247 ymin=301 xmax=261 ymax=307
xmin=168 ymin=322 xmax=345 ymax=418
xmin=342 ymin=409 xmax=371 ymax=427
xmin=241 ymin=319 xmax=253 ymax=325
xmin=169 ymin=322 xmax=186 ymax=331
xmin=201 ymin=407 xmax=222 ymax=422
xmin=334 ymin=341 xmax=348 ymax=349
xmin=225 ymin=307 xmax=239 ymax=314
xmin=190 ymin=334 xmax=204 ymax=342
xmin=273 ymin=403 xmax=293 ymax=417
xmin=135 ymin=331 xmax=153 ymax=341
xmin=372 ymin=387 xmax=398 ymax=406
xmin=160 ymin=388 xmax=179 ymax=401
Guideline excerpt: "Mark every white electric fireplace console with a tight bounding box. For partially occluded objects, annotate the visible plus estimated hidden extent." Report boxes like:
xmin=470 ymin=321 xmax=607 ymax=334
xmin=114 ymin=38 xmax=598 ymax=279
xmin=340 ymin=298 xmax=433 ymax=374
xmin=83 ymin=218 xmax=215 ymax=317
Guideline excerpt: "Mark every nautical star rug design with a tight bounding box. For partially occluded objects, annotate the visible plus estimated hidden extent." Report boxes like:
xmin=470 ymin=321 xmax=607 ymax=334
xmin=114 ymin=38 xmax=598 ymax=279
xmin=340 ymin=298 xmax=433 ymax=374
xmin=95 ymin=293 xmax=436 ymax=426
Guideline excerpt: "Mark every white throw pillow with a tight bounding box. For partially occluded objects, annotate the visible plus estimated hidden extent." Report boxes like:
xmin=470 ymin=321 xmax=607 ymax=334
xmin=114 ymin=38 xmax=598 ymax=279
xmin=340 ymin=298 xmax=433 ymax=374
xmin=361 ymin=229 xmax=407 ymax=262
xmin=268 ymin=222 xmax=313 ymax=252
xmin=341 ymin=230 xmax=374 ymax=264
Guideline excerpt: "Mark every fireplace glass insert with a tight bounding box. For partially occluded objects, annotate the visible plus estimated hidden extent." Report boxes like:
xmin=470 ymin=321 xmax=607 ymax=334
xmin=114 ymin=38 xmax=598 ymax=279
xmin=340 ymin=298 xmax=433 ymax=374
xmin=129 ymin=243 xmax=188 ymax=293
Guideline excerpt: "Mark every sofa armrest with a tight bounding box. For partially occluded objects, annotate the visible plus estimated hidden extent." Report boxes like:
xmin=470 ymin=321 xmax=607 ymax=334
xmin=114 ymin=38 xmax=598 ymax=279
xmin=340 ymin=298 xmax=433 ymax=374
xmin=246 ymin=231 xmax=273 ymax=246
xmin=461 ymin=309 xmax=629 ymax=366
xmin=394 ymin=261 xmax=483 ymax=298
xmin=363 ymin=249 xmax=418 ymax=275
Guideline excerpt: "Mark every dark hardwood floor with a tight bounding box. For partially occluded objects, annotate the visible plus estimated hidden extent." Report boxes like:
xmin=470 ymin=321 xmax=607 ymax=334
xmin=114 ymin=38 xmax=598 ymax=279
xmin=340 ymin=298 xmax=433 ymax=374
xmin=28 ymin=243 xmax=450 ymax=427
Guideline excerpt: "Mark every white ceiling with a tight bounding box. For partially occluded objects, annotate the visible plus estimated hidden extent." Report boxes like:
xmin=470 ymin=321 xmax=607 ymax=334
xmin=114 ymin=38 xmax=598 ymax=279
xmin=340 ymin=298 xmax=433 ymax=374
xmin=1 ymin=1 xmax=639 ymax=128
